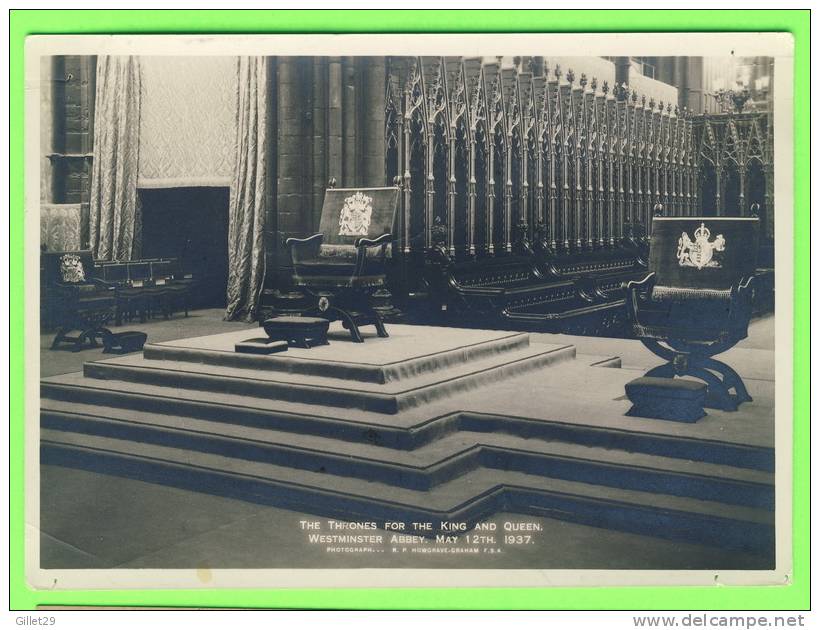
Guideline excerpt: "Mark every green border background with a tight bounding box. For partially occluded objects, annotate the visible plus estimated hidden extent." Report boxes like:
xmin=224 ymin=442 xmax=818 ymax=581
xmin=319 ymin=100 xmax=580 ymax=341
xmin=10 ymin=9 xmax=809 ymax=611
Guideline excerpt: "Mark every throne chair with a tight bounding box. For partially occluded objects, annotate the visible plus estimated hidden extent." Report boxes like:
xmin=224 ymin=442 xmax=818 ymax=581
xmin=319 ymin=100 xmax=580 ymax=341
xmin=624 ymin=216 xmax=760 ymax=412
xmin=283 ymin=186 xmax=399 ymax=343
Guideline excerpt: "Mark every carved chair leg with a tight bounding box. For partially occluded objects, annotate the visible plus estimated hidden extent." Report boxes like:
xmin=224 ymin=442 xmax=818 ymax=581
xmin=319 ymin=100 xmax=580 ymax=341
xmin=51 ymin=328 xmax=69 ymax=349
xmin=688 ymin=366 xmax=738 ymax=412
xmin=330 ymin=307 xmax=364 ymax=343
xmin=644 ymin=363 xmax=676 ymax=379
xmin=71 ymin=330 xmax=91 ymax=353
xmin=703 ymin=357 xmax=753 ymax=405
xmin=372 ymin=309 xmax=389 ymax=338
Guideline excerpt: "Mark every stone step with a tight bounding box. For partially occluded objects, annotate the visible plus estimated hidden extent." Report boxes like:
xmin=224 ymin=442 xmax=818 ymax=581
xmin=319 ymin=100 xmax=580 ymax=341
xmin=143 ymin=330 xmax=532 ymax=384
xmin=40 ymin=402 xmax=774 ymax=509
xmin=80 ymin=343 xmax=576 ymax=414
xmin=41 ymin=429 xmax=774 ymax=554
xmin=40 ymin=377 xmax=774 ymax=471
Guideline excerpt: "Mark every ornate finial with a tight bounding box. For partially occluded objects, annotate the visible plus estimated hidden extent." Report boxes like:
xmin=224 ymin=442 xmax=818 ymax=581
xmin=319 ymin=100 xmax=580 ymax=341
xmin=631 ymin=90 xmax=638 ymax=104
xmin=579 ymin=73 xmax=587 ymax=89
xmin=657 ymin=100 xmax=663 ymax=112
xmin=590 ymin=77 xmax=597 ymax=92
xmin=602 ymin=80 xmax=609 ymax=96
xmin=667 ymin=103 xmax=673 ymax=114
xmin=554 ymin=64 xmax=562 ymax=81
xmin=642 ymin=95 xmax=648 ymax=108
xmin=328 ymin=177 xmax=337 ymax=189
xmin=674 ymin=105 xmax=680 ymax=117
xmin=566 ymin=69 xmax=575 ymax=85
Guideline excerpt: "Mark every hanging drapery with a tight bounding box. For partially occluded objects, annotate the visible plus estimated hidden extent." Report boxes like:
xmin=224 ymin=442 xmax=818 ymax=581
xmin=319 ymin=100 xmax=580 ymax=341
xmin=225 ymin=56 xmax=267 ymax=321
xmin=89 ymin=56 xmax=142 ymax=261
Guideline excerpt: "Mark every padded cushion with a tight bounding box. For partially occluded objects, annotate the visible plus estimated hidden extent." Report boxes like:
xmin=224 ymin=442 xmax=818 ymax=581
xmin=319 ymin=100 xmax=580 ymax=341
xmin=265 ymin=316 xmax=328 ymax=326
xmin=625 ymin=376 xmax=707 ymax=423
xmin=318 ymin=243 xmax=391 ymax=261
xmin=625 ymin=377 xmax=706 ymax=399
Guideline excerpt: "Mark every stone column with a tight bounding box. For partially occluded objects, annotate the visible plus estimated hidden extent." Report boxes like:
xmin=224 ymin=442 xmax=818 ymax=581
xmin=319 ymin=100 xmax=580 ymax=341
xmin=276 ymin=57 xmax=311 ymax=252
xmin=40 ymin=56 xmax=55 ymax=205
xmin=342 ymin=57 xmax=359 ymax=186
xmin=311 ymin=57 xmax=328 ymax=228
xmin=614 ymin=57 xmax=631 ymax=88
xmin=361 ymin=57 xmax=386 ymax=186
xmin=327 ymin=57 xmax=344 ymax=185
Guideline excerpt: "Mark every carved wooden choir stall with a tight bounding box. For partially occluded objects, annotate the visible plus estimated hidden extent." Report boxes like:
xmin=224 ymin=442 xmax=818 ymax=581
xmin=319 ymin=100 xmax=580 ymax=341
xmin=259 ymin=56 xmax=772 ymax=335
xmin=381 ymin=57 xmax=703 ymax=334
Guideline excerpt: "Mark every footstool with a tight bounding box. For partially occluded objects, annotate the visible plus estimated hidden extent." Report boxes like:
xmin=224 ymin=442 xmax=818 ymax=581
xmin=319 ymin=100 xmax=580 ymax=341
xmin=625 ymin=376 xmax=707 ymax=423
xmin=262 ymin=316 xmax=330 ymax=349
xmin=235 ymin=338 xmax=288 ymax=355
xmin=103 ymin=330 xmax=148 ymax=354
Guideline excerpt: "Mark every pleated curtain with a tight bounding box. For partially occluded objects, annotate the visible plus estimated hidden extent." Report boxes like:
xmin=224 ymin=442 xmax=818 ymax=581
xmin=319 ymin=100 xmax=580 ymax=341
xmin=89 ymin=56 xmax=142 ymax=261
xmin=225 ymin=56 xmax=268 ymax=321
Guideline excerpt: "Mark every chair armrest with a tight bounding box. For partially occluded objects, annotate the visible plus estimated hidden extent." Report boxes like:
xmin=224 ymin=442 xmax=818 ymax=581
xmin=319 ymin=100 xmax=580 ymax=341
xmin=286 ymin=233 xmax=323 ymax=263
xmin=728 ymin=275 xmax=756 ymax=322
xmin=285 ymin=233 xmax=324 ymax=248
xmin=355 ymin=233 xmax=392 ymax=249
xmin=89 ymin=278 xmax=117 ymax=291
xmin=353 ymin=234 xmax=392 ymax=276
xmin=623 ymin=272 xmax=656 ymax=323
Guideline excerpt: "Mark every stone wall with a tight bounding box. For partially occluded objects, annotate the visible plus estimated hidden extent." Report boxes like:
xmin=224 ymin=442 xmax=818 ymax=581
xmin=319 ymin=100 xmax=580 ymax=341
xmin=266 ymin=56 xmax=387 ymax=287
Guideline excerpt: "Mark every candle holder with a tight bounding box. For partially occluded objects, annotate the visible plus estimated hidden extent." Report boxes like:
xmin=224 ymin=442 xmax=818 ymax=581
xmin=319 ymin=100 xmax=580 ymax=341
xmin=711 ymin=86 xmax=751 ymax=114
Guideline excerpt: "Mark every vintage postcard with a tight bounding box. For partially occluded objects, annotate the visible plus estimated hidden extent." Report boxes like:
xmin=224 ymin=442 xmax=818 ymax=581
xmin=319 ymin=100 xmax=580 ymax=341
xmin=24 ymin=32 xmax=794 ymax=591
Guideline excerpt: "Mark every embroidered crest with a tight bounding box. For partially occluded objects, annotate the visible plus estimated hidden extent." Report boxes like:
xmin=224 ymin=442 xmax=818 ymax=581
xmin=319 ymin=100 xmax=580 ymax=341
xmin=338 ymin=192 xmax=373 ymax=237
xmin=60 ymin=254 xmax=86 ymax=283
xmin=676 ymin=223 xmax=726 ymax=269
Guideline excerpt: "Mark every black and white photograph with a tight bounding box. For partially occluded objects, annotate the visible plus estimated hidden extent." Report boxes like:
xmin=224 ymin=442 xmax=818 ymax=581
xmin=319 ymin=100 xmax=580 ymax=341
xmin=26 ymin=33 xmax=793 ymax=589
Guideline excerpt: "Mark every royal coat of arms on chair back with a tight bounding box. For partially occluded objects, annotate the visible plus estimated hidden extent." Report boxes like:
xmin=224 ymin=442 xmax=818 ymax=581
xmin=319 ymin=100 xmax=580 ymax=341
xmin=649 ymin=217 xmax=760 ymax=294
xmin=315 ymin=187 xmax=399 ymax=259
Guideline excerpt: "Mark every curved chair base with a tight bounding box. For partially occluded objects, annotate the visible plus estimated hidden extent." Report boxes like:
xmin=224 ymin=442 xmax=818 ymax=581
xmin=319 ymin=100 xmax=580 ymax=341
xmin=641 ymin=339 xmax=752 ymax=412
xmin=289 ymin=289 xmax=390 ymax=344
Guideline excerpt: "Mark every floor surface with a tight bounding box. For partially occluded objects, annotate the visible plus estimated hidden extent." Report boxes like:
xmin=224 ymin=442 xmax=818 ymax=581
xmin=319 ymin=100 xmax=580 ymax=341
xmin=37 ymin=309 xmax=777 ymax=571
